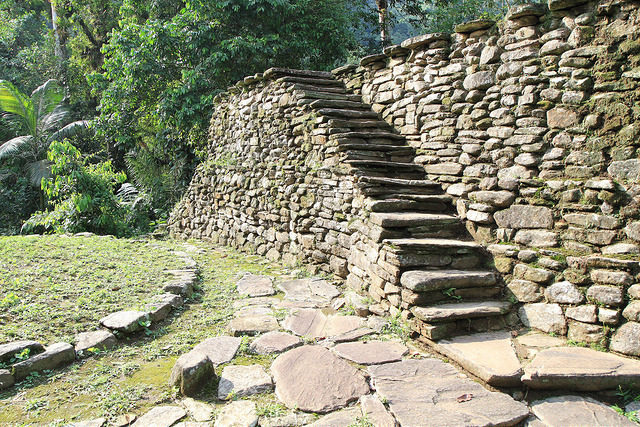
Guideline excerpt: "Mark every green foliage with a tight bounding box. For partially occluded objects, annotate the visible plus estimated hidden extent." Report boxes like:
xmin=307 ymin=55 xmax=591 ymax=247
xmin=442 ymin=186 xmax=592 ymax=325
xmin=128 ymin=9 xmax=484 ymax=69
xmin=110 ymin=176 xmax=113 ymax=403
xmin=22 ymin=139 xmax=143 ymax=236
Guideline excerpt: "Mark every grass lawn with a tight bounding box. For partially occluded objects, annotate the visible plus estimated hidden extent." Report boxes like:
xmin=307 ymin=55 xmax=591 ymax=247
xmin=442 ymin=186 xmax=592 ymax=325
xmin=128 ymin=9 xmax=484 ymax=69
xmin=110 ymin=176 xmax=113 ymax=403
xmin=0 ymin=236 xmax=292 ymax=425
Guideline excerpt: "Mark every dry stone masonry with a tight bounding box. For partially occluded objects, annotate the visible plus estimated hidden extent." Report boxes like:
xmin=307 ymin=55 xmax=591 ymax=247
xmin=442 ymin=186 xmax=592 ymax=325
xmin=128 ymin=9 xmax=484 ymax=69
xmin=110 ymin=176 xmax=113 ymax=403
xmin=171 ymin=0 xmax=640 ymax=360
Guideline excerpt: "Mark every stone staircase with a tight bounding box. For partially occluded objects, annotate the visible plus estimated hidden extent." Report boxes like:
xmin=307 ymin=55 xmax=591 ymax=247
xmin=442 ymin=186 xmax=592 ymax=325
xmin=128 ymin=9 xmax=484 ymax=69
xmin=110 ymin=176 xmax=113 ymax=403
xmin=278 ymin=69 xmax=515 ymax=342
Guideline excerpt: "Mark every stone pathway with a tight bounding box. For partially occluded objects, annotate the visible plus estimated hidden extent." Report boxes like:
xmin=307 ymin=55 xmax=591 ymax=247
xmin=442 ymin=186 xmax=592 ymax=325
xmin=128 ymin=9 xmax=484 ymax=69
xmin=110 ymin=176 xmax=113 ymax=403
xmin=72 ymin=274 xmax=640 ymax=427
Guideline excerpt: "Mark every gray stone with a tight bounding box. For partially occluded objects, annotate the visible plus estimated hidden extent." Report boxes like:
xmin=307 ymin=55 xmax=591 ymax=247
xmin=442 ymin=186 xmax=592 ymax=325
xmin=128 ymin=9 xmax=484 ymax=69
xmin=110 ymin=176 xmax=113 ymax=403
xmin=547 ymin=108 xmax=578 ymax=129
xmin=587 ymin=285 xmax=624 ymax=306
xmin=540 ymin=40 xmax=571 ymax=56
xmin=249 ymin=331 xmax=302 ymax=355
xmin=132 ymin=406 xmax=187 ymax=427
xmin=626 ymin=400 xmax=640 ymax=414
xmin=369 ymin=359 xmax=529 ymax=426
xmin=590 ymin=270 xmax=634 ymax=286
xmin=623 ymin=301 xmax=640 ymax=322
xmin=545 ymin=281 xmax=584 ymax=304
xmin=214 ymin=401 xmax=258 ymax=427
xmin=308 ymin=407 xmax=360 ymax=426
xmin=0 ymin=369 xmax=14 ymax=390
xmin=258 ymin=413 xmax=317 ymax=427
xmin=513 ymin=264 xmax=555 ymax=284
xmin=507 ymin=279 xmax=543 ymax=302
xmin=278 ymin=278 xmax=340 ymax=306
xmin=598 ymin=307 xmax=620 ymax=325
xmin=170 ymin=351 xmax=216 ymax=396
xmin=12 ymin=342 xmax=75 ymax=381
xmin=237 ymin=273 xmax=275 ymax=297
xmin=425 ymin=162 xmax=464 ymax=175
xmin=629 ymin=284 xmax=640 ymax=299
xmin=568 ymin=321 xmax=605 ymax=344
xmin=603 ymin=243 xmax=640 ymax=255
xmin=519 ymin=303 xmax=567 ymax=335
xmin=181 ymin=398 xmax=213 ymax=422
xmin=229 ymin=315 xmax=279 ymax=336
xmin=434 ymin=331 xmax=523 ymax=387
xmin=480 ymin=46 xmax=501 ymax=65
xmin=514 ymin=230 xmax=559 ymax=248
xmin=610 ymin=322 xmax=640 ymax=356
xmin=100 ymin=311 xmax=148 ymax=333
xmin=333 ymin=341 xmax=408 ymax=365
xmin=522 ymin=346 xmax=640 ymax=390
xmin=283 ymin=309 xmax=363 ymax=339
xmin=565 ymin=305 xmax=597 ymax=323
xmin=271 ymin=345 xmax=369 ymax=413
xmin=469 ymin=190 xmax=515 ymax=208
xmin=0 ymin=340 xmax=45 ymax=363
xmin=217 ymin=364 xmax=273 ymax=400
xmin=191 ymin=336 xmax=242 ymax=366
xmin=530 ymin=395 xmax=636 ymax=426
xmin=455 ymin=19 xmax=495 ymax=33
xmin=608 ymin=159 xmax=640 ymax=182
xmin=67 ymin=419 xmax=106 ymax=427
xmin=494 ymin=205 xmax=553 ymax=229
xmin=507 ymin=3 xmax=547 ymax=19
xmin=626 ymin=221 xmax=640 ymax=242
xmin=360 ymin=395 xmax=396 ymax=427
xmin=563 ymin=213 xmax=620 ymax=230
xmin=75 ymin=330 xmax=117 ymax=356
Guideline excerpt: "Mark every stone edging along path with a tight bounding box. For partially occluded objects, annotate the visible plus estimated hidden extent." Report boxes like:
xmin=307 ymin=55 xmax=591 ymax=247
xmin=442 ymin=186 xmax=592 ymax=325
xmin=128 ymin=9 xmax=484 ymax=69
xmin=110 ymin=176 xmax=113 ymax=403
xmin=93 ymin=273 xmax=639 ymax=427
xmin=0 ymin=237 xmax=201 ymax=392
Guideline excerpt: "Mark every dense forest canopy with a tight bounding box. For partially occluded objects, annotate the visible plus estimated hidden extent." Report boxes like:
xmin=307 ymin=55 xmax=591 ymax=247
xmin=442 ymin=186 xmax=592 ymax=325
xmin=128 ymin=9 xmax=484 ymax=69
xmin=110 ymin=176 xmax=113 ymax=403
xmin=0 ymin=0 xmax=528 ymax=236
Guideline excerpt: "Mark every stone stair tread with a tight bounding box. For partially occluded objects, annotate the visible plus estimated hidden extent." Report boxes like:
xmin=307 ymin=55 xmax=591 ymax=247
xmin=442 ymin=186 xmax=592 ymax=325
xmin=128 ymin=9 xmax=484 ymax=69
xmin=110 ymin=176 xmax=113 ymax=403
xmin=358 ymin=176 xmax=439 ymax=187
xmin=278 ymin=76 xmax=344 ymax=87
xmin=264 ymin=67 xmax=333 ymax=80
xmin=432 ymin=331 xmax=523 ymax=387
xmin=369 ymin=212 xmax=458 ymax=228
xmin=292 ymin=83 xmax=347 ymax=94
xmin=317 ymin=108 xmax=380 ymax=119
xmin=384 ymin=238 xmax=482 ymax=250
xmin=346 ymin=160 xmax=425 ymax=171
xmin=401 ymin=269 xmax=497 ymax=292
xmin=366 ymin=196 xmax=451 ymax=213
xmin=412 ymin=301 xmax=512 ymax=322
xmin=327 ymin=119 xmax=392 ymax=129
xmin=310 ymin=99 xmax=371 ymax=110
xmin=329 ymin=131 xmax=405 ymax=140
xmin=336 ymin=143 xmax=414 ymax=153
xmin=295 ymin=91 xmax=361 ymax=102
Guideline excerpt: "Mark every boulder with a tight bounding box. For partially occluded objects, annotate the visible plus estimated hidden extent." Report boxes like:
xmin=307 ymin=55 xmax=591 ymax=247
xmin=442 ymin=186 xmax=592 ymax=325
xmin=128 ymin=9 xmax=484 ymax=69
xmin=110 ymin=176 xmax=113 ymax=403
xmin=610 ymin=322 xmax=640 ymax=356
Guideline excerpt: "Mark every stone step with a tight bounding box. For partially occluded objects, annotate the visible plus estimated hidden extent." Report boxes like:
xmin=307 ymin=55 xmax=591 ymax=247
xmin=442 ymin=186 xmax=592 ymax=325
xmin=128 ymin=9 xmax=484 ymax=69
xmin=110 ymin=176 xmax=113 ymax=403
xmin=400 ymin=270 xmax=497 ymax=292
xmin=330 ymin=137 xmax=406 ymax=147
xmin=292 ymin=83 xmax=347 ymax=94
xmin=357 ymin=176 xmax=442 ymax=196
xmin=278 ymin=76 xmax=343 ymax=87
xmin=329 ymin=131 xmax=405 ymax=141
xmin=335 ymin=144 xmax=414 ymax=155
xmin=317 ymin=108 xmax=380 ymax=119
xmin=384 ymin=238 xmax=483 ymax=252
xmin=382 ymin=238 xmax=485 ymax=269
xmin=264 ymin=67 xmax=334 ymax=80
xmin=347 ymin=160 xmax=425 ymax=173
xmin=310 ymin=99 xmax=371 ymax=110
xmin=341 ymin=150 xmax=414 ymax=164
xmin=327 ymin=119 xmax=391 ymax=129
xmin=412 ymin=315 xmax=512 ymax=341
xmin=369 ymin=212 xmax=458 ymax=229
xmin=366 ymin=196 xmax=452 ymax=213
xmin=411 ymin=301 xmax=512 ymax=323
xmin=294 ymin=90 xmax=361 ymax=102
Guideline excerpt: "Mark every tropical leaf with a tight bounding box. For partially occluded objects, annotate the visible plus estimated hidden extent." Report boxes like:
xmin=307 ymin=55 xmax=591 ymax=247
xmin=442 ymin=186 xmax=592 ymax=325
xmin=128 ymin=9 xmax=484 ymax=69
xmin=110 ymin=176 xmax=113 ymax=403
xmin=0 ymin=135 xmax=34 ymax=159
xmin=26 ymin=159 xmax=51 ymax=188
xmin=48 ymin=120 xmax=91 ymax=142
xmin=31 ymin=80 xmax=65 ymax=128
xmin=0 ymin=80 xmax=32 ymax=133
xmin=39 ymin=106 xmax=71 ymax=136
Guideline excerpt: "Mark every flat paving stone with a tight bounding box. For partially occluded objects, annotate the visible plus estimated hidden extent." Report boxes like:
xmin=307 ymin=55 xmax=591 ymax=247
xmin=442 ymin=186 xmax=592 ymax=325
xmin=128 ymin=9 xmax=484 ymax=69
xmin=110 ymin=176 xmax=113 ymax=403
xmin=132 ymin=406 xmax=186 ymax=427
xmin=308 ymin=407 xmax=361 ymax=426
xmin=272 ymin=345 xmax=370 ymax=413
xmin=234 ymin=305 xmax=273 ymax=317
xmin=191 ymin=336 xmax=242 ymax=366
xmin=100 ymin=311 xmax=148 ymax=333
xmin=333 ymin=340 xmax=408 ymax=365
xmin=217 ymin=364 xmax=273 ymax=400
xmin=369 ymin=359 xmax=529 ymax=427
xmin=331 ymin=328 xmax=375 ymax=343
xmin=278 ymin=278 xmax=341 ymax=306
xmin=233 ymin=297 xmax=279 ymax=309
xmin=522 ymin=346 xmax=640 ymax=390
xmin=13 ymin=342 xmax=75 ymax=381
xmin=237 ymin=273 xmax=275 ymax=297
xmin=283 ymin=309 xmax=363 ymax=339
xmin=0 ymin=340 xmax=45 ymax=363
xmin=229 ymin=315 xmax=279 ymax=336
xmin=249 ymin=331 xmax=302 ymax=355
xmin=360 ymin=395 xmax=396 ymax=427
xmin=529 ymin=395 xmax=637 ymax=426
xmin=214 ymin=400 xmax=258 ymax=427
xmin=67 ymin=418 xmax=106 ymax=427
xmin=258 ymin=412 xmax=316 ymax=427
xmin=181 ymin=397 xmax=213 ymax=422
xmin=75 ymin=330 xmax=117 ymax=355
xmin=434 ymin=331 xmax=523 ymax=387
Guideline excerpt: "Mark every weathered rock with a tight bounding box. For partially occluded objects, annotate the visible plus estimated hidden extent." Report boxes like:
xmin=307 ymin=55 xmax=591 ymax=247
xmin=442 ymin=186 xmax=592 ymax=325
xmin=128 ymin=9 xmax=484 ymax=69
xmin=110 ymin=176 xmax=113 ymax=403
xmin=610 ymin=322 xmax=640 ymax=356
xmin=360 ymin=395 xmax=396 ymax=427
xmin=369 ymin=359 xmax=529 ymax=426
xmin=626 ymin=221 xmax=640 ymax=242
xmin=0 ymin=369 xmax=14 ymax=390
xmin=469 ymin=190 xmax=515 ymax=208
xmin=181 ymin=397 xmax=214 ymax=422
xmin=0 ymin=340 xmax=45 ymax=363
xmin=590 ymin=270 xmax=634 ymax=286
xmin=544 ymin=281 xmax=584 ymax=304
xmin=100 ymin=311 xmax=148 ymax=333
xmin=629 ymin=284 xmax=640 ymax=300
xmin=278 ymin=279 xmax=340 ymax=306
xmin=12 ymin=342 xmax=75 ymax=380
xmin=258 ymin=412 xmax=317 ymax=427
xmin=514 ymin=230 xmax=558 ymax=247
xmin=586 ymin=285 xmax=624 ymax=306
xmin=530 ymin=395 xmax=636 ymax=426
xmin=565 ymin=305 xmax=597 ymax=323
xmin=283 ymin=309 xmax=362 ymax=339
xmin=333 ymin=340 xmax=408 ymax=365
xmin=237 ymin=273 xmax=275 ymax=297
xmin=75 ymin=330 xmax=117 ymax=355
xmin=434 ymin=331 xmax=523 ymax=387
xmin=170 ymin=351 xmax=216 ymax=396
xmin=308 ymin=407 xmax=360 ymax=426
xmin=623 ymin=301 xmax=640 ymax=322
xmin=519 ymin=303 xmax=567 ymax=335
xmin=513 ymin=264 xmax=554 ymax=284
xmin=229 ymin=315 xmax=279 ymax=336
xmin=608 ymin=159 xmax=640 ymax=182
xmin=455 ymin=19 xmax=495 ymax=33
xmin=67 ymin=419 xmax=107 ymax=427
xmin=191 ymin=336 xmax=242 ymax=366
xmin=217 ymin=364 xmax=273 ymax=400
xmin=271 ymin=345 xmax=369 ymax=413
xmin=568 ymin=321 xmax=605 ymax=344
xmin=214 ymin=401 xmax=258 ymax=427
xmin=547 ymin=108 xmax=578 ymax=129
xmin=548 ymin=0 xmax=588 ymax=10
xmin=249 ymin=331 xmax=302 ymax=355
xmin=507 ymin=279 xmax=543 ymax=302
xmin=493 ymin=205 xmax=553 ymax=228
xmin=132 ymin=406 xmax=186 ymax=427
xmin=522 ymin=346 xmax=640 ymax=390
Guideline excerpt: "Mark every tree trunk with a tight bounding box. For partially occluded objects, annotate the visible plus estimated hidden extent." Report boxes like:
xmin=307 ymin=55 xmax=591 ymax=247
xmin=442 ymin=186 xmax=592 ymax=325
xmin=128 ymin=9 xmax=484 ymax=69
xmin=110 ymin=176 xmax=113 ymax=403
xmin=49 ymin=1 xmax=68 ymax=82
xmin=376 ymin=0 xmax=389 ymax=48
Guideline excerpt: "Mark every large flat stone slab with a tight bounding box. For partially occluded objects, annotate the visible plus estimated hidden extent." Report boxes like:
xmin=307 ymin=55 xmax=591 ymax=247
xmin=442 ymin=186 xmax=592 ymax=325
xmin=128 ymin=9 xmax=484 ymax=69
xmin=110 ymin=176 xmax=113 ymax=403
xmin=0 ymin=340 xmax=45 ymax=363
xmin=283 ymin=309 xmax=363 ymax=339
xmin=191 ymin=336 xmax=242 ymax=366
xmin=360 ymin=395 xmax=397 ymax=427
xmin=100 ymin=311 xmax=148 ymax=333
xmin=333 ymin=341 xmax=408 ymax=365
xmin=237 ymin=273 xmax=275 ymax=297
xmin=272 ymin=345 xmax=370 ymax=413
xmin=530 ymin=395 xmax=637 ymax=426
xmin=434 ymin=331 xmax=523 ymax=387
xmin=229 ymin=315 xmax=279 ymax=336
xmin=412 ymin=301 xmax=511 ymax=322
xmin=522 ymin=346 xmax=640 ymax=390
xmin=369 ymin=359 xmax=529 ymax=426
xmin=12 ymin=342 xmax=75 ymax=381
xmin=278 ymin=279 xmax=340 ymax=306
xmin=132 ymin=406 xmax=186 ymax=427
xmin=75 ymin=330 xmax=117 ymax=355
xmin=308 ymin=407 xmax=360 ymax=426
xmin=217 ymin=364 xmax=273 ymax=400
xmin=214 ymin=400 xmax=258 ymax=427
xmin=249 ymin=331 xmax=302 ymax=355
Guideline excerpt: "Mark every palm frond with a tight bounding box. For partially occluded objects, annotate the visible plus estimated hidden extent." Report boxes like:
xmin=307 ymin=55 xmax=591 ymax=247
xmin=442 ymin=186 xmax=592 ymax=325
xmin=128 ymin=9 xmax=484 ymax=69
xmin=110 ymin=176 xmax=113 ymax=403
xmin=26 ymin=159 xmax=51 ymax=188
xmin=39 ymin=107 xmax=70 ymax=135
xmin=31 ymin=80 xmax=64 ymax=131
xmin=0 ymin=135 xmax=34 ymax=159
xmin=48 ymin=120 xmax=91 ymax=142
xmin=116 ymin=183 xmax=140 ymax=203
xmin=0 ymin=80 xmax=32 ymax=133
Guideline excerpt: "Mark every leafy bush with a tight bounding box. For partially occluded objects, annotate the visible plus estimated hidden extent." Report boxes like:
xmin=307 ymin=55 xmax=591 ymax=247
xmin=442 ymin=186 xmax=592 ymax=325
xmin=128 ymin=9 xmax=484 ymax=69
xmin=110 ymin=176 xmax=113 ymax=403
xmin=23 ymin=139 xmax=150 ymax=236
xmin=0 ymin=162 xmax=39 ymax=235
